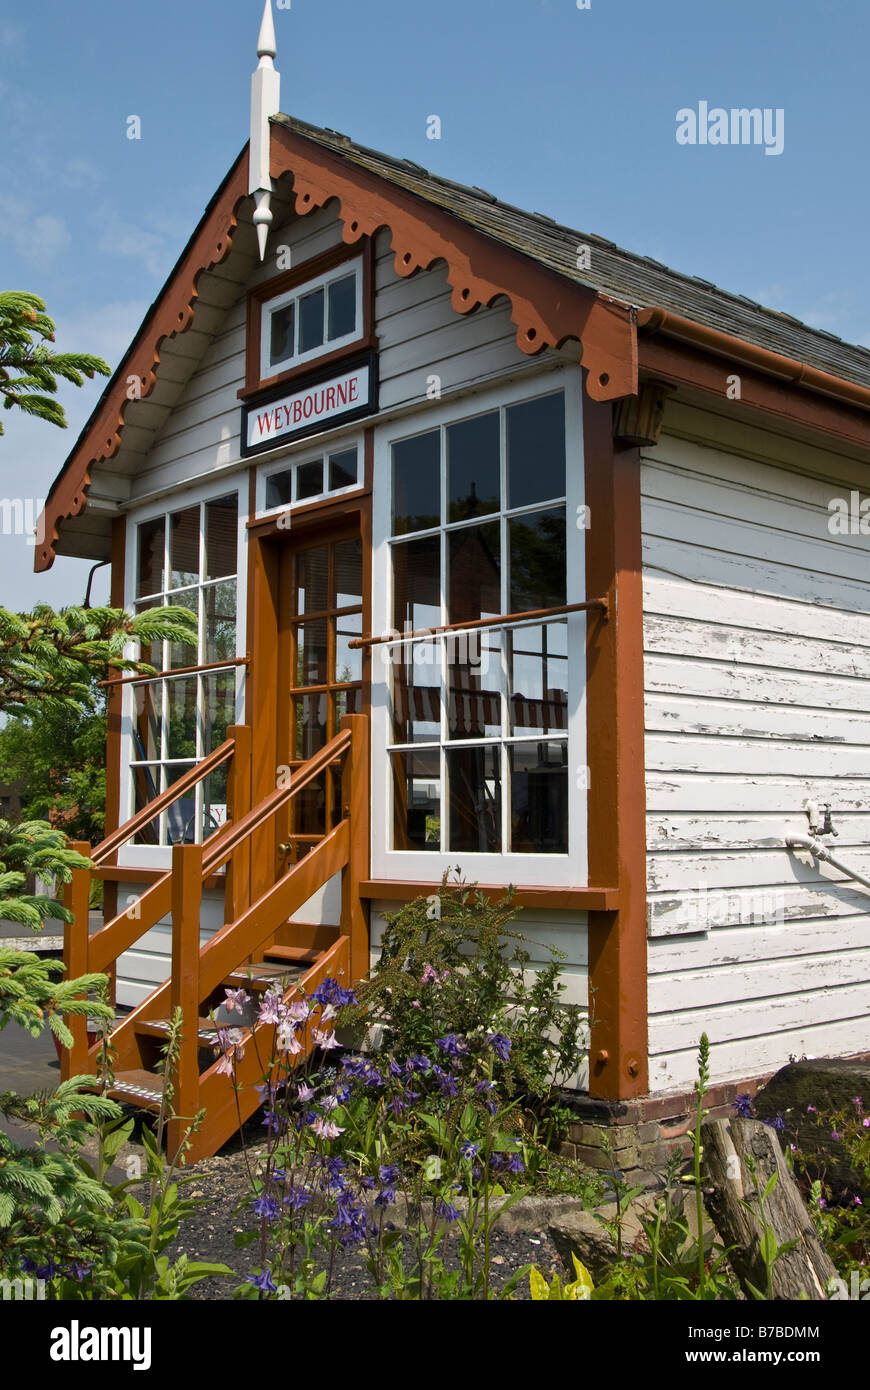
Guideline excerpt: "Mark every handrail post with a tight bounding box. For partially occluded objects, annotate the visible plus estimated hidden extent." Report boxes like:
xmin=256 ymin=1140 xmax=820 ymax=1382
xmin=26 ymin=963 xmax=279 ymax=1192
xmin=168 ymin=843 xmax=203 ymax=1159
xmin=225 ymin=724 xmax=252 ymax=923
xmin=340 ymin=714 xmax=370 ymax=986
xmin=61 ymin=840 xmax=93 ymax=1082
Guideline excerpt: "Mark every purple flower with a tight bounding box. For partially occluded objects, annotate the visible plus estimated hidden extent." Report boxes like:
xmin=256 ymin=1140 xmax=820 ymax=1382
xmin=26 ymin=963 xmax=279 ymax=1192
xmin=251 ymin=1194 xmax=281 ymax=1222
xmin=69 ymin=1261 xmax=91 ymax=1282
xmin=507 ymin=1154 xmax=525 ymax=1174
xmin=763 ymin=1113 xmax=785 ymax=1131
xmin=459 ymin=1142 xmax=480 ymax=1159
xmin=406 ymin=1056 xmax=432 ymax=1073
xmin=734 ymin=1093 xmax=753 ymax=1118
xmin=329 ymin=1189 xmax=368 ymax=1245
xmin=224 ymin=987 xmax=251 ymax=1014
xmin=258 ymin=989 xmax=284 ymax=1025
xmin=432 ymin=1064 xmax=458 ymax=1098
xmin=807 ymin=1104 xmax=816 ymax=1113
xmin=489 ymin=1153 xmax=506 ymax=1172
xmin=852 ymin=1096 xmax=863 ymax=1109
xmin=375 ymin=1187 xmax=396 ymax=1209
xmin=863 ymin=1118 xmax=870 ymax=1129
xmin=435 ymin=1200 xmax=460 ymax=1223
xmin=247 ymin=1268 xmax=278 ymax=1293
xmin=831 ymin=1131 xmax=841 ymax=1141
xmin=474 ymin=1079 xmax=495 ymax=1094
xmin=19 ymin=1259 xmax=38 ymax=1274
xmin=284 ymin=1187 xmax=311 ymax=1211
xmin=487 ymin=1032 xmax=512 ymax=1061
xmin=435 ymin=1033 xmax=468 ymax=1058
xmin=379 ymin=1164 xmax=400 ymax=1184
xmin=267 ymin=1167 xmax=287 ymax=1185
xmin=36 ymin=1259 xmax=63 ymax=1280
xmin=313 ymin=976 xmax=358 ymax=1010
xmin=854 ymin=1197 xmax=864 ymax=1207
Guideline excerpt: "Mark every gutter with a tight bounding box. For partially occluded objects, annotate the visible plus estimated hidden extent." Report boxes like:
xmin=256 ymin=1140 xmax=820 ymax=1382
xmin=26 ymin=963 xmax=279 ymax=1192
xmin=786 ymin=834 xmax=870 ymax=894
xmin=637 ymin=306 xmax=870 ymax=417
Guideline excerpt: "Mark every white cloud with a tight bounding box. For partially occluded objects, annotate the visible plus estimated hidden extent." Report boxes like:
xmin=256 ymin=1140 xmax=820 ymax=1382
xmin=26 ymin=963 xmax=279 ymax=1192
xmin=0 ymin=196 xmax=71 ymax=266
xmin=96 ymin=209 xmax=172 ymax=279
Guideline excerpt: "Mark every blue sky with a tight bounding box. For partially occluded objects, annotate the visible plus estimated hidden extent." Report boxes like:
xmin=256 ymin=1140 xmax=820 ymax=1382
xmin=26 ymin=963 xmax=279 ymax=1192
xmin=1 ymin=0 xmax=868 ymax=608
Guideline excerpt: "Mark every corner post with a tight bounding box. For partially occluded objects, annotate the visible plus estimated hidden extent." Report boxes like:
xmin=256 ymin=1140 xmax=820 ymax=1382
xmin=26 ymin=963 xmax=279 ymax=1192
xmin=340 ymin=713 xmax=370 ymax=986
xmin=168 ymin=843 xmax=203 ymax=1158
xmin=61 ymin=840 xmax=93 ymax=1082
xmin=583 ymin=384 xmax=649 ymax=1101
xmin=225 ymin=724 xmax=252 ymax=922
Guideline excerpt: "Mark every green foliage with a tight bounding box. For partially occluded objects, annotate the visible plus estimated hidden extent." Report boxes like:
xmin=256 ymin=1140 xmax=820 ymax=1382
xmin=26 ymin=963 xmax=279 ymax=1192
xmin=0 ymin=603 xmax=197 ymax=714
xmin=0 ymin=693 xmax=107 ymax=841
xmin=348 ymin=874 xmax=586 ymax=1104
xmin=529 ymin=1254 xmax=594 ymax=1300
xmin=0 ymin=291 xmax=110 ymax=434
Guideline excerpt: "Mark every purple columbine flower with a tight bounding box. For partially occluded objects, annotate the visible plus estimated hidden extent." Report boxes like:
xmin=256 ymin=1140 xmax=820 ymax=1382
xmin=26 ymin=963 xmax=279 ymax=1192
xmin=406 ymin=1056 xmax=432 ymax=1073
xmin=474 ymin=1079 xmax=495 ymax=1094
xmin=379 ymin=1163 xmax=400 ymax=1184
xmin=20 ymin=1259 xmax=38 ymax=1274
xmin=313 ymin=977 xmax=358 ymax=1010
xmin=763 ymin=1113 xmax=785 ymax=1131
xmin=507 ymin=1154 xmax=525 ymax=1174
xmin=247 ymin=1268 xmax=278 ymax=1293
xmin=435 ymin=1033 xmax=468 ymax=1058
xmin=296 ymin=1082 xmax=316 ymax=1102
xmin=224 ymin=986 xmax=251 ymax=1014
xmin=489 ymin=1153 xmax=506 ymax=1172
xmin=251 ymin=1194 xmax=281 ymax=1222
xmin=460 ymin=1142 xmax=480 ymax=1159
xmin=36 ymin=1259 xmax=63 ymax=1280
xmin=375 ymin=1187 xmax=396 ymax=1209
xmin=734 ymin=1093 xmax=753 ymax=1118
xmin=487 ymin=1032 xmax=512 ymax=1061
xmin=69 ymin=1261 xmax=91 ymax=1282
xmin=258 ymin=989 xmax=283 ymax=1025
xmin=435 ymin=1200 xmax=460 ymax=1223
xmin=284 ymin=1187 xmax=311 ymax=1211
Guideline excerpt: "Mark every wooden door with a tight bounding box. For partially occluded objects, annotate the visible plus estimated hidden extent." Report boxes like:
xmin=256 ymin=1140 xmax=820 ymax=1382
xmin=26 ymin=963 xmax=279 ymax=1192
xmin=276 ymin=524 xmax=364 ymax=862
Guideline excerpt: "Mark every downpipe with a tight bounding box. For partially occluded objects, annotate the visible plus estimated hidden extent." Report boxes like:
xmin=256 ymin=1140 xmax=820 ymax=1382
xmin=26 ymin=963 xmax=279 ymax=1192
xmin=785 ymin=834 xmax=870 ymax=893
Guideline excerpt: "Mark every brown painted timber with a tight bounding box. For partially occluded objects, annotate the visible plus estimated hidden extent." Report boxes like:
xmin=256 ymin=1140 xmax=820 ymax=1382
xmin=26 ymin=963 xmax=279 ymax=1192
xmin=583 ymin=387 xmax=648 ymax=1101
xmin=358 ymin=881 xmax=620 ymax=911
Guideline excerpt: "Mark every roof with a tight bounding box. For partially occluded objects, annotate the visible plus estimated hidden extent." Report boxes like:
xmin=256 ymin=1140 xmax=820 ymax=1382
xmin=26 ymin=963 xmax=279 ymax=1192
xmin=274 ymin=113 xmax=870 ymax=392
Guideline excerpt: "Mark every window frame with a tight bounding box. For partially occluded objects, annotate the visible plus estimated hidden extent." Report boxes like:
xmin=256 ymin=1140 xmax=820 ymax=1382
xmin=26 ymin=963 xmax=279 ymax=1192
xmin=254 ymin=430 xmax=365 ymax=520
xmin=118 ymin=477 xmax=247 ymax=870
xmin=242 ymin=242 xmax=375 ymax=397
xmin=370 ymin=367 xmax=588 ymax=888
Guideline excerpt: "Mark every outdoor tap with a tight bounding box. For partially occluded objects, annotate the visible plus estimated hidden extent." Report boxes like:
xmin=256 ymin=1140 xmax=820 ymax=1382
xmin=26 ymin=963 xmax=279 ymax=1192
xmin=821 ymin=805 xmax=839 ymax=837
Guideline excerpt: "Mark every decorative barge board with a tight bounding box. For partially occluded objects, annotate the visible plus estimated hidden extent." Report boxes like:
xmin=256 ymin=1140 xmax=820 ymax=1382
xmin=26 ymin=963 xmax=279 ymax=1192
xmin=35 ymin=3 xmax=870 ymax=1158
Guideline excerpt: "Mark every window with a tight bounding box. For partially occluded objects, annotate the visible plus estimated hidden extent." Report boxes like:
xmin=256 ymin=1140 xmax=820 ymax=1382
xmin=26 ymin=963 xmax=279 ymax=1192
xmin=263 ymin=443 xmax=360 ymax=512
xmin=381 ymin=386 xmax=582 ymax=867
xmin=260 ymin=257 xmax=363 ymax=379
xmin=129 ymin=494 xmax=240 ymax=845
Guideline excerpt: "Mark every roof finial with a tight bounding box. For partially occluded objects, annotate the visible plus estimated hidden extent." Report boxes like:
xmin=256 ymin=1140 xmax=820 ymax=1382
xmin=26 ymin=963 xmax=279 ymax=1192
xmin=249 ymin=0 xmax=281 ymax=261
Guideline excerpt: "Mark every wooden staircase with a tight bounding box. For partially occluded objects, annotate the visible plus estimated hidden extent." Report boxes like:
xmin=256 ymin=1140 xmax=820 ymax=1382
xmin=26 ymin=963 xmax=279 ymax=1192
xmin=60 ymin=714 xmax=369 ymax=1162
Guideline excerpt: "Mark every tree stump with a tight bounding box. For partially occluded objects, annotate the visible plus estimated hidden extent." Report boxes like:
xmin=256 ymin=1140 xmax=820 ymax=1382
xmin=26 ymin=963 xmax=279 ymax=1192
xmin=701 ymin=1116 xmax=837 ymax=1300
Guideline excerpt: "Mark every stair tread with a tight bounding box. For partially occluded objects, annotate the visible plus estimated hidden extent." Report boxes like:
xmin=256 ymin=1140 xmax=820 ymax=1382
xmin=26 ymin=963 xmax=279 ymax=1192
xmin=262 ymin=945 xmax=320 ymax=964
xmin=136 ymin=1017 xmax=224 ymax=1041
xmin=108 ymin=1069 xmax=165 ymax=1106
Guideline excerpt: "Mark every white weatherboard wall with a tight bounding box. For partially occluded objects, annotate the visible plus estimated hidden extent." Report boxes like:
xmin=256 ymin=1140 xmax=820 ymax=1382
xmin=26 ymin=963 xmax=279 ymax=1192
xmin=643 ymin=408 xmax=870 ymax=1092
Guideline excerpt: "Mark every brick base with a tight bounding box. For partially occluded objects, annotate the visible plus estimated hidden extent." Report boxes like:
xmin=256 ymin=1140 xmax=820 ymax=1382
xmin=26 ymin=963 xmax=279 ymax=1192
xmin=558 ymin=1074 xmax=769 ymax=1187
xmin=560 ymin=1051 xmax=870 ymax=1187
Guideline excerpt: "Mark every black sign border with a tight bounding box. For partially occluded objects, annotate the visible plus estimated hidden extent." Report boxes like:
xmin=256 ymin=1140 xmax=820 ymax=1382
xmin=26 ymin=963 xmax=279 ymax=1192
xmin=240 ymin=349 xmax=379 ymax=459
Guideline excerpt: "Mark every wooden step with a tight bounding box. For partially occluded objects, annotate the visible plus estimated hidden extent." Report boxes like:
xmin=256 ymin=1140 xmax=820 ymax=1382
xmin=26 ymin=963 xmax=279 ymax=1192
xmin=223 ymin=961 xmax=307 ymax=990
xmin=261 ymin=944 xmax=320 ymax=967
xmin=135 ymin=1017 xmax=225 ymax=1043
xmin=108 ymin=1069 xmax=165 ymax=1110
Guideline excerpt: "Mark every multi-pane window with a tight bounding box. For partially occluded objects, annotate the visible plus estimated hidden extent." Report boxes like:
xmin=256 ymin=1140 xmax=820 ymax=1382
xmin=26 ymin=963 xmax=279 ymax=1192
xmin=131 ymin=495 xmax=239 ymax=845
xmin=261 ymin=257 xmax=363 ymax=378
xmin=264 ymin=443 xmax=360 ymax=511
xmin=388 ymin=391 xmax=569 ymax=856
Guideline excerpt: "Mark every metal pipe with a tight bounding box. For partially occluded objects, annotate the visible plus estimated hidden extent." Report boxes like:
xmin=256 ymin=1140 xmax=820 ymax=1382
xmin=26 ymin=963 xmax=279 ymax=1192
xmin=785 ymin=834 xmax=870 ymax=893
xmin=349 ymin=597 xmax=608 ymax=651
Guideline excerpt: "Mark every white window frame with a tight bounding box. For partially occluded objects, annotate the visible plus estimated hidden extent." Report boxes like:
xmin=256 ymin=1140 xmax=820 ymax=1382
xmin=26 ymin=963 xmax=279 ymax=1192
xmin=118 ymin=474 xmax=248 ymax=871
xmin=254 ymin=430 xmax=364 ymax=518
xmin=260 ymin=256 xmax=364 ymax=379
xmin=370 ymin=367 xmax=587 ymax=888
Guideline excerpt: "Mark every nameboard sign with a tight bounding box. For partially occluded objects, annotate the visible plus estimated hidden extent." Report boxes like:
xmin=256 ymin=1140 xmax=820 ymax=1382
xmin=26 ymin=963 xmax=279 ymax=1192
xmin=241 ymin=352 xmax=378 ymax=456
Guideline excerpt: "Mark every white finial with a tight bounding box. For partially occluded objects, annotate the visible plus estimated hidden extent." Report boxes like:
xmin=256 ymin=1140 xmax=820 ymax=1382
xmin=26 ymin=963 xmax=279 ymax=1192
xmin=257 ymin=0 xmax=277 ymax=59
xmin=249 ymin=0 xmax=281 ymax=261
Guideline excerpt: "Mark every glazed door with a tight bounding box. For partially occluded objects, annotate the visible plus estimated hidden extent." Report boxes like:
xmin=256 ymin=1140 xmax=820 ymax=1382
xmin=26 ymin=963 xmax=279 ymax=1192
xmin=276 ymin=525 xmax=365 ymax=861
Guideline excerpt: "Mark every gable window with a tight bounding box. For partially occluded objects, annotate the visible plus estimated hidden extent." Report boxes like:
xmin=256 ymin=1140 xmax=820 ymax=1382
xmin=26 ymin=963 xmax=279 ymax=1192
xmin=371 ymin=373 xmax=587 ymax=885
xmin=128 ymin=493 xmax=241 ymax=847
xmin=262 ymin=258 xmax=362 ymax=377
xmin=246 ymin=247 xmax=369 ymax=393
